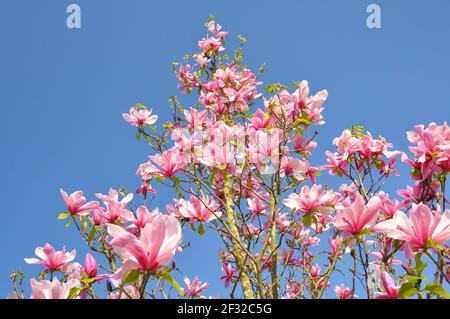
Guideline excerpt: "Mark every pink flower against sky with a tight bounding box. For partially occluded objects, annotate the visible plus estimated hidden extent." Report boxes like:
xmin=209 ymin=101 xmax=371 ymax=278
xmin=333 ymin=193 xmax=381 ymax=235
xmin=122 ymin=106 xmax=158 ymax=127
xmin=108 ymin=213 xmax=182 ymax=273
xmin=60 ymin=189 xmax=99 ymax=216
xmin=375 ymin=203 xmax=450 ymax=251
xmin=25 ymin=243 xmax=76 ymax=271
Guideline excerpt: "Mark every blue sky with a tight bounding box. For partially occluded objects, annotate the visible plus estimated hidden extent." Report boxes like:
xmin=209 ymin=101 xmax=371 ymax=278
xmin=0 ymin=0 xmax=449 ymax=298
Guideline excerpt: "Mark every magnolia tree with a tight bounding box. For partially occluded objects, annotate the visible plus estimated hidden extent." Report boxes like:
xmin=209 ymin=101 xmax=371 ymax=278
xmin=9 ymin=18 xmax=450 ymax=299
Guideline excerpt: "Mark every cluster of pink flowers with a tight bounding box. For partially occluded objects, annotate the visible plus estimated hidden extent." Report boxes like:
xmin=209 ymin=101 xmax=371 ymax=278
xmin=9 ymin=18 xmax=450 ymax=300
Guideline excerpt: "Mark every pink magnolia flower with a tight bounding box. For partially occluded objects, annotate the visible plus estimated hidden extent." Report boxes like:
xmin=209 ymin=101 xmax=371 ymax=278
xmin=97 ymin=200 xmax=134 ymax=224
xmin=60 ymin=189 xmax=99 ymax=216
xmin=283 ymin=184 xmax=340 ymax=215
xmin=131 ymin=206 xmax=158 ymax=229
xmin=378 ymin=192 xmax=401 ymax=218
xmin=281 ymin=249 xmax=301 ymax=267
xmin=220 ymin=263 xmax=238 ymax=288
xmin=96 ymin=188 xmax=133 ymax=206
xmin=136 ymin=161 xmax=160 ymax=181
xmin=310 ymin=264 xmax=321 ymax=277
xmin=174 ymin=195 xmax=221 ymax=222
xmin=397 ymin=181 xmax=439 ymax=208
xmin=249 ymin=108 xmax=273 ymax=130
xmin=136 ymin=181 xmax=156 ymax=197
xmin=83 ymin=253 xmax=97 ymax=278
xmin=333 ymin=193 xmax=381 ymax=235
xmin=280 ymin=157 xmax=309 ymax=180
xmin=30 ymin=277 xmax=74 ymax=299
xmin=292 ymin=134 xmax=317 ymax=155
xmin=108 ymin=213 xmax=182 ymax=273
xmin=376 ymin=271 xmax=399 ymax=299
xmin=375 ymin=204 xmax=450 ymax=251
xmin=328 ymin=236 xmax=343 ymax=256
xmin=247 ymin=129 xmax=282 ymax=164
xmin=247 ymin=195 xmax=268 ymax=218
xmin=25 ymin=243 xmax=76 ymax=271
xmin=184 ymin=107 xmax=208 ymax=128
xmin=321 ymin=151 xmax=349 ymax=176
xmin=198 ymin=37 xmax=224 ymax=54
xmin=193 ymin=53 xmax=210 ymax=67
xmin=407 ymin=122 xmax=450 ymax=179
xmin=207 ymin=21 xmax=228 ymax=38
xmin=183 ymin=276 xmax=209 ymax=297
xmin=122 ymin=106 xmax=158 ymax=127
xmin=176 ymin=63 xmax=196 ymax=93
xmin=149 ymin=147 xmax=187 ymax=177
xmin=335 ymin=284 xmax=354 ymax=299
xmin=333 ymin=129 xmax=360 ymax=160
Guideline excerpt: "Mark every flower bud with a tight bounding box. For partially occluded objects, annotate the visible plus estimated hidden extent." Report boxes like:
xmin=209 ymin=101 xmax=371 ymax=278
xmin=84 ymin=253 xmax=97 ymax=278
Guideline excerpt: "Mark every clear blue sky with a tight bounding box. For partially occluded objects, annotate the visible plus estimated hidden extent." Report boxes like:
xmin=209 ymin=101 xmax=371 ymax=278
xmin=1 ymin=0 xmax=449 ymax=298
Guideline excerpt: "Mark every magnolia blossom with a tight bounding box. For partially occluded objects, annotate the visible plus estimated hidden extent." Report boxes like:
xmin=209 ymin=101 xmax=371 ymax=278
xmin=30 ymin=277 xmax=76 ymax=299
xmin=220 ymin=263 xmax=238 ymax=288
xmin=283 ymin=184 xmax=341 ymax=215
xmin=406 ymin=122 xmax=450 ymax=178
xmin=149 ymin=147 xmax=187 ymax=177
xmin=183 ymin=276 xmax=209 ymax=297
xmin=376 ymin=271 xmax=400 ymax=299
xmin=184 ymin=107 xmax=208 ymax=128
xmin=249 ymin=108 xmax=273 ymax=130
xmin=96 ymin=188 xmax=133 ymax=206
xmin=247 ymin=195 xmax=268 ymax=218
xmin=333 ymin=193 xmax=381 ymax=235
xmin=333 ymin=129 xmax=360 ymax=160
xmin=84 ymin=253 xmax=97 ymax=278
xmin=130 ymin=206 xmax=158 ymax=230
xmin=280 ymin=157 xmax=309 ymax=180
xmin=108 ymin=213 xmax=182 ymax=272
xmin=25 ymin=243 xmax=76 ymax=271
xmin=122 ymin=106 xmax=158 ymax=127
xmin=375 ymin=204 xmax=450 ymax=251
xmin=322 ymin=151 xmax=349 ymax=176
xmin=335 ymin=284 xmax=354 ymax=299
xmin=60 ymin=189 xmax=99 ymax=216
xmin=173 ymin=195 xmax=221 ymax=222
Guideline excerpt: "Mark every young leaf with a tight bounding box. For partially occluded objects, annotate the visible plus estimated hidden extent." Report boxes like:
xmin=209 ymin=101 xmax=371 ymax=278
xmin=122 ymin=270 xmax=141 ymax=285
xmin=68 ymin=287 xmax=84 ymax=299
xmin=424 ymin=283 xmax=450 ymax=299
xmin=398 ymin=282 xmax=417 ymax=299
xmin=58 ymin=212 xmax=70 ymax=220
xmin=198 ymin=223 xmax=205 ymax=236
xmin=158 ymin=270 xmax=183 ymax=294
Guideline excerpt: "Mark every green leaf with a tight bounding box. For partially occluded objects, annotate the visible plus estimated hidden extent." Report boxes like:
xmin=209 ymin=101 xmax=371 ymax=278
xmin=198 ymin=223 xmax=205 ymax=236
xmin=68 ymin=287 xmax=84 ymax=299
xmin=407 ymin=275 xmax=426 ymax=285
xmin=83 ymin=277 xmax=96 ymax=284
xmin=414 ymin=254 xmax=427 ymax=276
xmin=65 ymin=219 xmax=74 ymax=228
xmin=122 ymin=270 xmax=141 ymax=285
xmin=424 ymin=283 xmax=450 ymax=299
xmin=426 ymin=238 xmax=444 ymax=250
xmin=237 ymin=34 xmax=248 ymax=45
xmin=172 ymin=176 xmax=181 ymax=186
xmin=87 ymin=227 xmax=96 ymax=243
xmin=58 ymin=212 xmax=70 ymax=220
xmin=398 ymin=283 xmax=418 ymax=299
xmin=157 ymin=270 xmax=183 ymax=294
xmin=81 ymin=220 xmax=88 ymax=233
xmin=302 ymin=214 xmax=312 ymax=228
